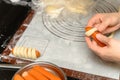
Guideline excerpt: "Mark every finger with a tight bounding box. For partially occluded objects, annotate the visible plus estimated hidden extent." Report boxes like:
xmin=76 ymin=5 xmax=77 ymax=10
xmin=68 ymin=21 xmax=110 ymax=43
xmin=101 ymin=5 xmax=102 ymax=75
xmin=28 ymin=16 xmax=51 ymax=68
xmin=92 ymin=40 xmax=106 ymax=52
xmin=92 ymin=40 xmax=98 ymax=46
xmin=85 ymin=37 xmax=104 ymax=55
xmin=85 ymin=36 xmax=99 ymax=49
xmin=97 ymin=20 xmax=110 ymax=32
xmin=85 ymin=37 xmax=97 ymax=50
xmin=102 ymin=25 xmax=120 ymax=34
xmin=85 ymin=37 xmax=99 ymax=50
xmin=85 ymin=37 xmax=92 ymax=48
xmin=87 ymin=14 xmax=102 ymax=27
xmin=96 ymin=34 xmax=111 ymax=46
xmin=94 ymin=24 xmax=102 ymax=29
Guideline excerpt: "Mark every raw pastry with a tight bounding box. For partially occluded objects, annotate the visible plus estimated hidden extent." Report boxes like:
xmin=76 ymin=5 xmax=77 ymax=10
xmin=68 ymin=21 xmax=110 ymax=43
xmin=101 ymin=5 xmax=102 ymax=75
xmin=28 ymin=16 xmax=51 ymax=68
xmin=12 ymin=46 xmax=41 ymax=59
xmin=65 ymin=0 xmax=94 ymax=14
xmin=85 ymin=27 xmax=114 ymax=38
xmin=45 ymin=5 xmax=64 ymax=18
xmin=85 ymin=27 xmax=97 ymax=36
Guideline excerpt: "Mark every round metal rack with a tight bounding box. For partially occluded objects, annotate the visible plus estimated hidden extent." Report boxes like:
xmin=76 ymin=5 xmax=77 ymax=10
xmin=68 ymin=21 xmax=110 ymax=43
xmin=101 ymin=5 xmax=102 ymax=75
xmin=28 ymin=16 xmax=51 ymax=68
xmin=42 ymin=0 xmax=119 ymax=42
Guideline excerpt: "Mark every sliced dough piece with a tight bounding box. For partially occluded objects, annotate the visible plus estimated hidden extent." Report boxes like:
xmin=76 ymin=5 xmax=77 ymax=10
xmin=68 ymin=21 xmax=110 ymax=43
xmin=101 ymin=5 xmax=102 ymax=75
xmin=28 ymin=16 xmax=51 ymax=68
xmin=24 ymin=47 xmax=28 ymax=58
xmin=85 ymin=27 xmax=97 ymax=36
xmin=18 ymin=47 xmax=22 ymax=57
xmin=45 ymin=5 xmax=64 ymax=18
xmin=12 ymin=46 xmax=41 ymax=59
xmin=65 ymin=0 xmax=94 ymax=14
xmin=20 ymin=47 xmax=25 ymax=58
xmin=85 ymin=27 xmax=115 ymax=38
xmin=31 ymin=48 xmax=37 ymax=59
xmin=27 ymin=48 xmax=32 ymax=59
xmin=16 ymin=47 xmax=21 ymax=57
xmin=13 ymin=47 xmax=17 ymax=56
xmin=66 ymin=4 xmax=87 ymax=14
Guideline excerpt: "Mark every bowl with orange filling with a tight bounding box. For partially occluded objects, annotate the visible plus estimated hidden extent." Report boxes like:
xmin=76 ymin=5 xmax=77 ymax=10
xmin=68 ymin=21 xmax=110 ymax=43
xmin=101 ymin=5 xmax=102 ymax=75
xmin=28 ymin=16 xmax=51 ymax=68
xmin=12 ymin=61 xmax=67 ymax=80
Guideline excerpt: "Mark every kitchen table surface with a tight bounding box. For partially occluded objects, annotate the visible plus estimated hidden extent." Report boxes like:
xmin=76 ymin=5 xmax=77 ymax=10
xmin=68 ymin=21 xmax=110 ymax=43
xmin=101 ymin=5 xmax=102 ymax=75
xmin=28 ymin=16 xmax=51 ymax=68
xmin=1 ymin=0 xmax=120 ymax=80
xmin=0 ymin=10 xmax=118 ymax=80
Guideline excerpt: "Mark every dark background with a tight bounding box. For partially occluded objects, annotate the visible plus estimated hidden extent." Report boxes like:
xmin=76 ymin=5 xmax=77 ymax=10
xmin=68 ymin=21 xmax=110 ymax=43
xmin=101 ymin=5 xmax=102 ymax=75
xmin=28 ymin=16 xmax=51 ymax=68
xmin=0 ymin=67 xmax=80 ymax=80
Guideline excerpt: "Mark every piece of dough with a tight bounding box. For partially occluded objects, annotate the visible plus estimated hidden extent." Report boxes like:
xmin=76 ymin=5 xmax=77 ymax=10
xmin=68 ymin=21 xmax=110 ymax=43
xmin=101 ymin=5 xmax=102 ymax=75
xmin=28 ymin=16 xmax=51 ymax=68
xmin=45 ymin=5 xmax=64 ymax=18
xmin=24 ymin=47 xmax=28 ymax=58
xmin=85 ymin=27 xmax=114 ymax=38
xmin=65 ymin=0 xmax=94 ymax=14
xmin=27 ymin=48 xmax=32 ymax=59
xmin=85 ymin=27 xmax=97 ymax=36
xmin=31 ymin=48 xmax=37 ymax=59
xmin=12 ymin=46 xmax=41 ymax=59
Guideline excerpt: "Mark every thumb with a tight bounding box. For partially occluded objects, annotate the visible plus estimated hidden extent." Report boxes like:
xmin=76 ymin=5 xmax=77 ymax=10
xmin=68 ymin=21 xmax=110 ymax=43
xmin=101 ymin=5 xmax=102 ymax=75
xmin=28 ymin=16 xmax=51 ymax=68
xmin=96 ymin=34 xmax=111 ymax=45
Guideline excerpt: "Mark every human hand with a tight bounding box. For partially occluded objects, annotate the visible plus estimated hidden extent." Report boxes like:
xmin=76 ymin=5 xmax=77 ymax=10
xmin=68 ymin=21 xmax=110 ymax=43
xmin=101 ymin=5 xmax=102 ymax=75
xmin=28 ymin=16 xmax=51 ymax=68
xmin=85 ymin=34 xmax=120 ymax=62
xmin=87 ymin=13 xmax=120 ymax=34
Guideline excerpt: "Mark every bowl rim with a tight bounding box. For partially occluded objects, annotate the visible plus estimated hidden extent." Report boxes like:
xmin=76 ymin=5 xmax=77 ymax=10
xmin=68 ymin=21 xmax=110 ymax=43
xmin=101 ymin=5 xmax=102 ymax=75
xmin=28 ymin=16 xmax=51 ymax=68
xmin=12 ymin=61 xmax=67 ymax=80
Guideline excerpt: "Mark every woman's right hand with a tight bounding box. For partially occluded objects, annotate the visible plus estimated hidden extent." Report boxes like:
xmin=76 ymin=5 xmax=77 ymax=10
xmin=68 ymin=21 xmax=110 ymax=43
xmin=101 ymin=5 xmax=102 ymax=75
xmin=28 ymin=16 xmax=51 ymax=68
xmin=85 ymin=33 xmax=120 ymax=63
xmin=85 ymin=12 xmax=120 ymax=63
xmin=87 ymin=13 xmax=120 ymax=34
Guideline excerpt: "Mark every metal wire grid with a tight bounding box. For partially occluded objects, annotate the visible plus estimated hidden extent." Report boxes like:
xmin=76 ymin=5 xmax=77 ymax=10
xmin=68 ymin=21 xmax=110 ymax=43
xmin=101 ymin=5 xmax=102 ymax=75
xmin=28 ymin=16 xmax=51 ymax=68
xmin=42 ymin=0 xmax=119 ymax=42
